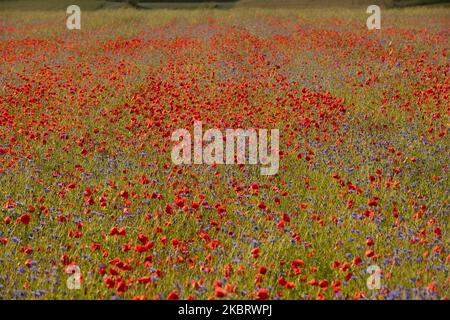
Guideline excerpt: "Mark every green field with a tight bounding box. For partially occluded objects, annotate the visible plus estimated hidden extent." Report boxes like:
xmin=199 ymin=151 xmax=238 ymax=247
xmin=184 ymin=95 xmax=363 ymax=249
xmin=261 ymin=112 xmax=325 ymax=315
xmin=0 ymin=2 xmax=449 ymax=300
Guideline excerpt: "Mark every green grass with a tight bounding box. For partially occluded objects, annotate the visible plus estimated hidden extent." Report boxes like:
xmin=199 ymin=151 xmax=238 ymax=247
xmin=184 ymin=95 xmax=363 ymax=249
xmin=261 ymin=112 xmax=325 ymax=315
xmin=0 ymin=5 xmax=448 ymax=300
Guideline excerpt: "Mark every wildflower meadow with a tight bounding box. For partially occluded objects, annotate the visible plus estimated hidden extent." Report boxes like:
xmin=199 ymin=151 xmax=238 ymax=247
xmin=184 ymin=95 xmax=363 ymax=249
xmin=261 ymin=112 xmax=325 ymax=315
xmin=0 ymin=1 xmax=448 ymax=300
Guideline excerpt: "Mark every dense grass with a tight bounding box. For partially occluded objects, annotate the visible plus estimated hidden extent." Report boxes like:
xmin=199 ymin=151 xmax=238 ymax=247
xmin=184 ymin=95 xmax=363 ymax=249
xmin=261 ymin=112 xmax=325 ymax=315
xmin=0 ymin=6 xmax=448 ymax=300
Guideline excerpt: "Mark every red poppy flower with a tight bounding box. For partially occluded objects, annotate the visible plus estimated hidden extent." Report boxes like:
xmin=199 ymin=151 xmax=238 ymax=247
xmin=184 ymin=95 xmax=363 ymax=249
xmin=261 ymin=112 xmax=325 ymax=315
xmin=257 ymin=201 xmax=267 ymax=210
xmin=258 ymin=266 xmax=267 ymax=274
xmin=256 ymin=288 xmax=269 ymax=300
xmin=138 ymin=233 xmax=149 ymax=244
xmin=104 ymin=277 xmax=115 ymax=288
xmin=138 ymin=276 xmax=151 ymax=284
xmin=365 ymin=250 xmax=375 ymax=258
xmin=291 ymin=259 xmax=304 ymax=268
xmin=165 ymin=204 xmax=173 ymax=214
xmin=16 ymin=213 xmax=31 ymax=225
xmin=353 ymin=256 xmax=362 ymax=266
xmin=277 ymin=276 xmax=287 ymax=286
xmin=167 ymin=291 xmax=179 ymax=300
xmin=215 ymin=287 xmax=227 ymax=298
xmin=116 ymin=280 xmax=128 ymax=294
xmin=319 ymin=279 xmax=329 ymax=289
xmin=251 ymin=248 xmax=260 ymax=259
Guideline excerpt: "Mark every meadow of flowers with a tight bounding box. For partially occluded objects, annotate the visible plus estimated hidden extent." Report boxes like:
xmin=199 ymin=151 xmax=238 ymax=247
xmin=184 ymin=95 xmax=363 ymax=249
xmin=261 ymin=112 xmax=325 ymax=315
xmin=0 ymin=6 xmax=448 ymax=300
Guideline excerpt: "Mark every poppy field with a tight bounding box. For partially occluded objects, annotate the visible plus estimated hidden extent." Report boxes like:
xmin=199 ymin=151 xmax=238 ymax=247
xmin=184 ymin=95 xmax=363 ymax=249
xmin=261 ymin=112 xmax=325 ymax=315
xmin=0 ymin=6 xmax=449 ymax=300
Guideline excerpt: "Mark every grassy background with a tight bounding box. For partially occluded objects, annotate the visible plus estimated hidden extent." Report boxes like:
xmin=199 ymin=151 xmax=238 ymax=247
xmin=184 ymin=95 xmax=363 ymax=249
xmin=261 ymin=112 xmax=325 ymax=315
xmin=0 ymin=1 xmax=448 ymax=301
xmin=0 ymin=0 xmax=449 ymax=11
